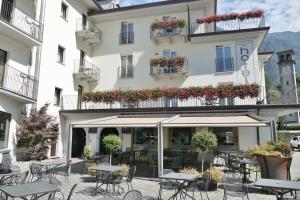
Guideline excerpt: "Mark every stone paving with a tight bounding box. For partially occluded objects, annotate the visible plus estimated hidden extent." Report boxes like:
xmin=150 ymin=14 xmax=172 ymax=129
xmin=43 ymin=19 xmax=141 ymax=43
xmin=13 ymin=151 xmax=300 ymax=200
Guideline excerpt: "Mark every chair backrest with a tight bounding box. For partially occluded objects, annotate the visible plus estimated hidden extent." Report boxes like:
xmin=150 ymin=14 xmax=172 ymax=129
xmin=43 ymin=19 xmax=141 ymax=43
xmin=49 ymin=177 xmax=60 ymax=186
xmin=223 ymin=172 xmax=244 ymax=193
xmin=30 ymin=163 xmax=43 ymax=175
xmin=123 ymin=190 xmax=143 ymax=200
xmin=19 ymin=171 xmax=29 ymax=184
xmin=2 ymin=153 xmax=12 ymax=167
xmin=67 ymin=184 xmax=78 ymax=200
xmin=99 ymin=155 xmax=110 ymax=164
xmin=127 ymin=166 xmax=136 ymax=182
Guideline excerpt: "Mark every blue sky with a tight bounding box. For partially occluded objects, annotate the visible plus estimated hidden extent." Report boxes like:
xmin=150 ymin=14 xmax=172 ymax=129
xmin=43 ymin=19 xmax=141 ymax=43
xmin=117 ymin=0 xmax=300 ymax=33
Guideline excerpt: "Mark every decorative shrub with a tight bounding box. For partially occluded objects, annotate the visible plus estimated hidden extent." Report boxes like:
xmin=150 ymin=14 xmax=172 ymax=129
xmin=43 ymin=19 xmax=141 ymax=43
xmin=197 ymin=9 xmax=264 ymax=24
xmin=192 ymin=130 xmax=217 ymax=172
xmin=150 ymin=56 xmax=186 ymax=68
xmin=180 ymin=167 xmax=202 ymax=175
xmin=113 ymin=164 xmax=129 ymax=177
xmin=16 ymin=103 xmax=59 ymax=160
xmin=81 ymin=84 xmax=260 ymax=104
xmin=207 ymin=166 xmax=224 ymax=184
xmin=83 ymin=145 xmax=92 ymax=159
xmin=151 ymin=18 xmax=186 ymax=30
xmin=102 ymin=135 xmax=122 ymax=164
xmin=86 ymin=162 xmax=97 ymax=176
xmin=245 ymin=140 xmax=293 ymax=158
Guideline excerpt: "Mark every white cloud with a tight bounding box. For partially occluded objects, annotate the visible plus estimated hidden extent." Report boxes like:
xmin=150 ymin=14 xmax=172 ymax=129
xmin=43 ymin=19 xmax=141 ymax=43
xmin=118 ymin=0 xmax=300 ymax=33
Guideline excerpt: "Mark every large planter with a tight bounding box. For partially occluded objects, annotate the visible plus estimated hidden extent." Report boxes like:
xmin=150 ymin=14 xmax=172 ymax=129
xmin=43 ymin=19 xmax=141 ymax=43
xmin=256 ymin=156 xmax=292 ymax=180
xmin=208 ymin=182 xmax=218 ymax=191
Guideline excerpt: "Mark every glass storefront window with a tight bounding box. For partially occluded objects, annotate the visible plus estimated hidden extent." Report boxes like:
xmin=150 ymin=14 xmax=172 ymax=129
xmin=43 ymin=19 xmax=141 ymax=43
xmin=211 ymin=127 xmax=238 ymax=150
xmin=0 ymin=112 xmax=10 ymax=149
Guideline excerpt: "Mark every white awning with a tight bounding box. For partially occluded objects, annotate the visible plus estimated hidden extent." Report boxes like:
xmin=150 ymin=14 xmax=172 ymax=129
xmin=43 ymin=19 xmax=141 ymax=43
xmin=162 ymin=115 xmax=269 ymax=127
xmin=72 ymin=116 xmax=169 ymax=128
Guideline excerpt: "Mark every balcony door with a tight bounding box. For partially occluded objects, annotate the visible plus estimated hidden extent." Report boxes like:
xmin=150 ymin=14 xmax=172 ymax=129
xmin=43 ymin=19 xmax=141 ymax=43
xmin=163 ymin=50 xmax=177 ymax=73
xmin=121 ymin=22 xmax=133 ymax=44
xmin=79 ymin=50 xmax=85 ymax=72
xmin=121 ymin=55 xmax=133 ymax=78
xmin=0 ymin=49 xmax=7 ymax=84
xmin=216 ymin=46 xmax=233 ymax=72
xmin=82 ymin=14 xmax=87 ymax=29
xmin=1 ymin=0 xmax=13 ymax=22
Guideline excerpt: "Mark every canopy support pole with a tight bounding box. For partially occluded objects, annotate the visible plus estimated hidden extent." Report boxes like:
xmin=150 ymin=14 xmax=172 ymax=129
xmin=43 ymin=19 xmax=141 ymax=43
xmin=66 ymin=124 xmax=73 ymax=172
xmin=157 ymin=122 xmax=164 ymax=176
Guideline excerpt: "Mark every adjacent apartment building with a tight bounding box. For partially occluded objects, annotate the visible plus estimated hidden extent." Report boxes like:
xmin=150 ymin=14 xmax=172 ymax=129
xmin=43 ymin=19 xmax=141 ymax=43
xmin=0 ymin=0 xmax=299 ymax=176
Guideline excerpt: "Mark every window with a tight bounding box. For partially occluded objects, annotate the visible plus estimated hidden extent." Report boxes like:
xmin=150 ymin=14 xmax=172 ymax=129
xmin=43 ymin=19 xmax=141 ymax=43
xmin=216 ymin=46 xmax=233 ymax=72
xmin=120 ymin=55 xmax=133 ymax=78
xmin=61 ymin=2 xmax=68 ymax=20
xmin=211 ymin=127 xmax=238 ymax=148
xmin=163 ymin=50 xmax=177 ymax=73
xmin=120 ymin=22 xmax=134 ymax=44
xmin=169 ymin=128 xmax=193 ymax=147
xmin=0 ymin=112 xmax=10 ymax=149
xmin=54 ymin=87 xmax=62 ymax=106
xmin=57 ymin=46 xmax=65 ymax=64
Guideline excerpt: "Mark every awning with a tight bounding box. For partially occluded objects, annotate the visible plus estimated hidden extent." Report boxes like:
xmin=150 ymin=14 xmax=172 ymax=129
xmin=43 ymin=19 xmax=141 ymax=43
xmin=163 ymin=115 xmax=269 ymax=127
xmin=72 ymin=116 xmax=169 ymax=128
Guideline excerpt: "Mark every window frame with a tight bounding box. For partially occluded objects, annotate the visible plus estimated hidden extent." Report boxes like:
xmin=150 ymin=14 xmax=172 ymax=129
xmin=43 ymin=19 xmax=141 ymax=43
xmin=54 ymin=87 xmax=62 ymax=106
xmin=120 ymin=22 xmax=134 ymax=45
xmin=215 ymin=45 xmax=233 ymax=73
xmin=0 ymin=112 xmax=11 ymax=149
xmin=61 ymin=2 xmax=68 ymax=21
xmin=57 ymin=45 xmax=65 ymax=65
xmin=120 ymin=55 xmax=133 ymax=78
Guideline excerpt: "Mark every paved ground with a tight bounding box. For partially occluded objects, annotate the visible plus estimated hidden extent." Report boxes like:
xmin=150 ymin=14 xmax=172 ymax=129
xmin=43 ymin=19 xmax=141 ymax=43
xmin=14 ymin=151 xmax=300 ymax=200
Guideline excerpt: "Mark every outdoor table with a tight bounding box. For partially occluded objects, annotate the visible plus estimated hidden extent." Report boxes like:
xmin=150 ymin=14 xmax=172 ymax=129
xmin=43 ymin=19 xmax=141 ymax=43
xmin=0 ymin=182 xmax=60 ymax=200
xmin=0 ymin=171 xmax=20 ymax=186
xmin=159 ymin=172 xmax=199 ymax=200
xmin=94 ymin=165 xmax=123 ymax=196
xmin=255 ymin=178 xmax=300 ymax=200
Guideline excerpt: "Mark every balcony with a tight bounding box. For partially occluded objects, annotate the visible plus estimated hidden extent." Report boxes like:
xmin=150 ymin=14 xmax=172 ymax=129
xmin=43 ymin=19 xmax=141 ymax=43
xmin=73 ymin=59 xmax=100 ymax=82
xmin=0 ymin=64 xmax=37 ymax=103
xmin=119 ymin=32 xmax=134 ymax=45
xmin=62 ymin=95 xmax=258 ymax=110
xmin=215 ymin=58 xmax=234 ymax=73
xmin=76 ymin=18 xmax=101 ymax=45
xmin=150 ymin=57 xmax=188 ymax=79
xmin=190 ymin=15 xmax=265 ymax=35
xmin=0 ymin=0 xmax=43 ymax=47
xmin=118 ymin=65 xmax=134 ymax=79
xmin=150 ymin=27 xmax=187 ymax=43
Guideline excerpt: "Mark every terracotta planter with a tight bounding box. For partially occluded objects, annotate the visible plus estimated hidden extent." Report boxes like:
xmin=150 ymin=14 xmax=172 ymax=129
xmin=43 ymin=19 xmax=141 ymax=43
xmin=256 ymin=156 xmax=292 ymax=180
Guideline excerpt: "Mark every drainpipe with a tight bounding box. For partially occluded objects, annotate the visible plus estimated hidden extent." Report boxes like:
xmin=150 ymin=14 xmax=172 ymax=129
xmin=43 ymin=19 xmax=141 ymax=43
xmin=186 ymin=0 xmax=191 ymax=41
xmin=157 ymin=122 xmax=164 ymax=176
xmin=256 ymin=108 xmax=260 ymax=145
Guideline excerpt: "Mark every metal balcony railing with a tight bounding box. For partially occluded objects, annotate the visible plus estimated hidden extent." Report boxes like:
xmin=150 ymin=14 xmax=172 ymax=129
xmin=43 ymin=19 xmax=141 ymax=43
xmin=0 ymin=0 xmax=43 ymax=41
xmin=119 ymin=32 xmax=134 ymax=45
xmin=119 ymin=65 xmax=134 ymax=79
xmin=150 ymin=57 xmax=188 ymax=77
xmin=215 ymin=58 xmax=234 ymax=72
xmin=190 ymin=15 xmax=265 ymax=35
xmin=0 ymin=64 xmax=38 ymax=99
xmin=76 ymin=18 xmax=101 ymax=44
xmin=62 ymin=95 xmax=259 ymax=110
xmin=150 ymin=27 xmax=187 ymax=39
xmin=73 ymin=59 xmax=100 ymax=81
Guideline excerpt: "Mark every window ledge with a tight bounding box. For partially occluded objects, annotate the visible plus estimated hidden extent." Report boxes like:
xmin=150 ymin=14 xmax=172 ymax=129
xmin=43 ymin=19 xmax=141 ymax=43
xmin=215 ymin=71 xmax=234 ymax=75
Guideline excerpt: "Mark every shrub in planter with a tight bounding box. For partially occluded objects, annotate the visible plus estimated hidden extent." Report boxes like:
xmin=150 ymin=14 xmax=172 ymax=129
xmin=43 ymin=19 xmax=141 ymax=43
xmin=102 ymin=135 xmax=122 ymax=164
xmin=86 ymin=162 xmax=97 ymax=176
xmin=206 ymin=166 xmax=224 ymax=190
xmin=113 ymin=164 xmax=129 ymax=177
xmin=179 ymin=167 xmax=202 ymax=176
xmin=83 ymin=145 xmax=92 ymax=159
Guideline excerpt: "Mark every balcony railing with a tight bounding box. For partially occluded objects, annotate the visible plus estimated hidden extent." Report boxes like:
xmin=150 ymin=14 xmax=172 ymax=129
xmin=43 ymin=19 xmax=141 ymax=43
xmin=150 ymin=27 xmax=187 ymax=41
xmin=190 ymin=15 xmax=265 ymax=35
xmin=0 ymin=0 xmax=43 ymax=41
xmin=150 ymin=57 xmax=188 ymax=78
xmin=119 ymin=32 xmax=134 ymax=45
xmin=76 ymin=18 xmax=101 ymax=45
xmin=119 ymin=65 xmax=134 ymax=79
xmin=73 ymin=59 xmax=100 ymax=81
xmin=62 ymin=95 xmax=259 ymax=110
xmin=0 ymin=64 xmax=38 ymax=100
xmin=215 ymin=58 xmax=234 ymax=73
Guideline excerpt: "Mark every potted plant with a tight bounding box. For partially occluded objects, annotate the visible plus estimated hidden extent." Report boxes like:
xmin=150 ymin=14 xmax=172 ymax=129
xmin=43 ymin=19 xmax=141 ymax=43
xmin=191 ymin=130 xmax=217 ymax=172
xmin=207 ymin=166 xmax=224 ymax=190
xmin=179 ymin=167 xmax=202 ymax=176
xmin=245 ymin=140 xmax=293 ymax=180
xmin=102 ymin=135 xmax=122 ymax=164
xmin=83 ymin=145 xmax=92 ymax=159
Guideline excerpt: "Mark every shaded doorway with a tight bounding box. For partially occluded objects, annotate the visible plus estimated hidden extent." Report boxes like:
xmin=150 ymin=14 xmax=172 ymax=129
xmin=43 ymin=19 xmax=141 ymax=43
xmin=72 ymin=128 xmax=86 ymax=157
xmin=99 ymin=128 xmax=119 ymax=155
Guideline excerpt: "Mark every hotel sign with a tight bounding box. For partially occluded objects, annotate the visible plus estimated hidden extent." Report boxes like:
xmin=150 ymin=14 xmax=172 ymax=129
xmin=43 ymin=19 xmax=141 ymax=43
xmin=236 ymin=40 xmax=255 ymax=84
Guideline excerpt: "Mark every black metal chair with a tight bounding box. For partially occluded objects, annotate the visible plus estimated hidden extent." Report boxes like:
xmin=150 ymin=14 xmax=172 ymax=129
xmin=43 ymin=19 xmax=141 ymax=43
xmin=125 ymin=166 xmax=136 ymax=191
xmin=67 ymin=184 xmax=78 ymax=200
xmin=123 ymin=190 xmax=143 ymax=200
xmin=158 ymin=169 xmax=177 ymax=200
xmin=51 ymin=160 xmax=72 ymax=184
xmin=29 ymin=163 xmax=50 ymax=182
xmin=222 ymin=172 xmax=249 ymax=200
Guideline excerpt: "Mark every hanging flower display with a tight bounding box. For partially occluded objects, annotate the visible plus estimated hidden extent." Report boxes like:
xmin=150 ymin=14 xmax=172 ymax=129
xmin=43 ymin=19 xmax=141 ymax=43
xmin=151 ymin=18 xmax=187 ymax=30
xmin=81 ymin=84 xmax=260 ymax=104
xmin=196 ymin=9 xmax=264 ymax=24
xmin=150 ymin=56 xmax=186 ymax=68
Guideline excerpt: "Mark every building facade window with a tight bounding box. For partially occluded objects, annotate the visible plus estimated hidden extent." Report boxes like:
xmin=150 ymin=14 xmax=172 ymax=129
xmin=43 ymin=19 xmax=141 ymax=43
xmin=120 ymin=55 xmax=133 ymax=78
xmin=54 ymin=87 xmax=62 ymax=106
xmin=211 ymin=127 xmax=239 ymax=150
xmin=57 ymin=46 xmax=65 ymax=64
xmin=163 ymin=50 xmax=177 ymax=73
xmin=61 ymin=2 xmax=68 ymax=20
xmin=0 ymin=112 xmax=10 ymax=149
xmin=216 ymin=46 xmax=233 ymax=72
xmin=120 ymin=22 xmax=134 ymax=44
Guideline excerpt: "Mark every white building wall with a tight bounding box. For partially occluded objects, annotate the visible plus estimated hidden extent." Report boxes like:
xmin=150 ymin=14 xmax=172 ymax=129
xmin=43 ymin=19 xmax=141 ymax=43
xmin=259 ymin=126 xmax=272 ymax=145
xmin=238 ymin=127 xmax=257 ymax=151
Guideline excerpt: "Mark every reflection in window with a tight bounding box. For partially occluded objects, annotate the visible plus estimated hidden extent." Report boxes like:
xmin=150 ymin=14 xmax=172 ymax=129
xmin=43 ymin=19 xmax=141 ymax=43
xmin=211 ymin=127 xmax=238 ymax=147
xmin=169 ymin=128 xmax=193 ymax=147
xmin=132 ymin=128 xmax=157 ymax=149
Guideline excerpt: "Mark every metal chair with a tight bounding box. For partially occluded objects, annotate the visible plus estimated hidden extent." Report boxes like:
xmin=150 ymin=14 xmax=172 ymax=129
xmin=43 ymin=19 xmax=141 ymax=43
xmin=248 ymin=157 xmax=260 ymax=181
xmin=67 ymin=184 xmax=78 ymax=200
xmin=123 ymin=190 xmax=143 ymax=200
xmin=29 ymin=163 xmax=49 ymax=182
xmin=51 ymin=160 xmax=72 ymax=184
xmin=125 ymin=166 xmax=136 ymax=191
xmin=198 ymin=172 xmax=211 ymax=200
xmin=222 ymin=172 xmax=249 ymax=200
xmin=17 ymin=171 xmax=29 ymax=184
xmin=158 ymin=169 xmax=177 ymax=200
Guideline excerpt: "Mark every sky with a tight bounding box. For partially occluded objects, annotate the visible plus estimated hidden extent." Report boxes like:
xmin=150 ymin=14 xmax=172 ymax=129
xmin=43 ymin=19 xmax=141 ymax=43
xmin=117 ymin=0 xmax=300 ymax=33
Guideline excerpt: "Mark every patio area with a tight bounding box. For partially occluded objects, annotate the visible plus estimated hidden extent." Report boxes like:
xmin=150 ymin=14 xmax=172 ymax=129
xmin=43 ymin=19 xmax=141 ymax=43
xmin=11 ymin=151 xmax=300 ymax=200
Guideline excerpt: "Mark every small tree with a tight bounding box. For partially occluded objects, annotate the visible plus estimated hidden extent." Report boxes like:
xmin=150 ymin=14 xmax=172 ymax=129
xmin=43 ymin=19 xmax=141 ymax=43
xmin=192 ymin=130 xmax=217 ymax=172
xmin=16 ymin=103 xmax=59 ymax=160
xmin=102 ymin=135 xmax=122 ymax=164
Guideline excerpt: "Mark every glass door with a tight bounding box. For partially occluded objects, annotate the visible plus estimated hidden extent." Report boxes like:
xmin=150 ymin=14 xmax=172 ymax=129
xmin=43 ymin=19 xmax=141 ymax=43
xmin=0 ymin=49 xmax=7 ymax=84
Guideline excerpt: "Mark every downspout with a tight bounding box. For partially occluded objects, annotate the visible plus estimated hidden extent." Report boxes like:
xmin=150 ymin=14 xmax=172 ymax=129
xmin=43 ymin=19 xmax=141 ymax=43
xmin=256 ymin=108 xmax=260 ymax=145
xmin=186 ymin=0 xmax=191 ymax=41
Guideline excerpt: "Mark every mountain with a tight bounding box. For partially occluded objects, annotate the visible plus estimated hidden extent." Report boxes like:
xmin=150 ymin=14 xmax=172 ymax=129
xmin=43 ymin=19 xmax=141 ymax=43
xmin=262 ymin=31 xmax=300 ymax=85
